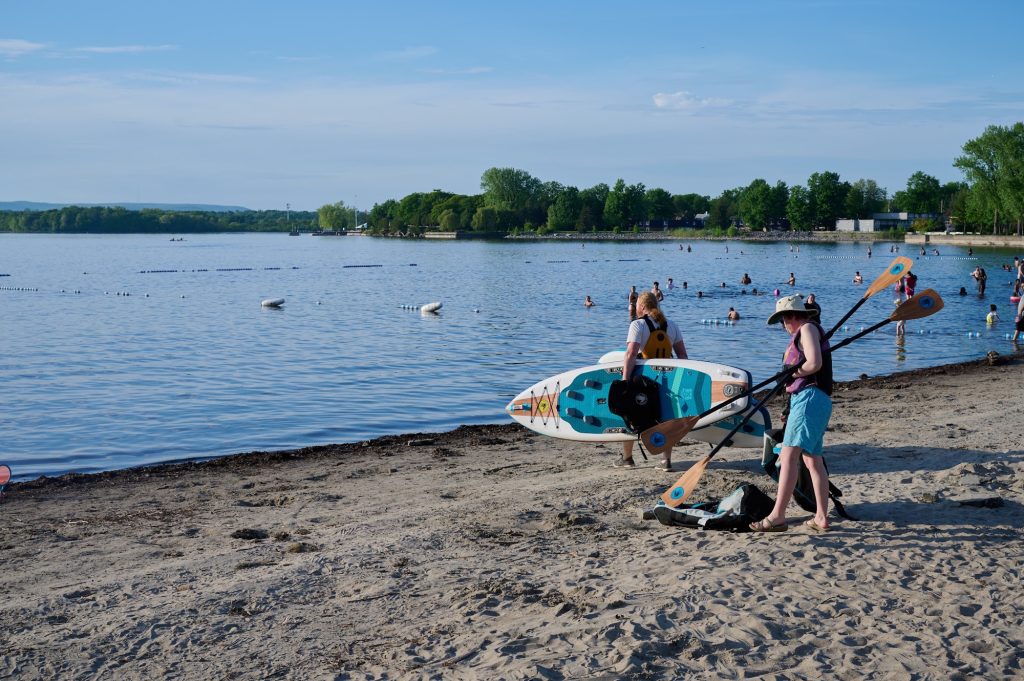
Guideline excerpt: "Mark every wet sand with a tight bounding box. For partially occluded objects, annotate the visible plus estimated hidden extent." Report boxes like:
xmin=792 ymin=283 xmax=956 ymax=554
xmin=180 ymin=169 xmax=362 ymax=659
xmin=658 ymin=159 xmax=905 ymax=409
xmin=2 ymin=355 xmax=1023 ymax=680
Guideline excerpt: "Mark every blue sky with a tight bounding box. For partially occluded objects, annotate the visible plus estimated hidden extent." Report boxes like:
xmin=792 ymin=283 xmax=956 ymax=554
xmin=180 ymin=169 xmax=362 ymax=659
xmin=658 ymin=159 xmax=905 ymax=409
xmin=2 ymin=0 xmax=1023 ymax=210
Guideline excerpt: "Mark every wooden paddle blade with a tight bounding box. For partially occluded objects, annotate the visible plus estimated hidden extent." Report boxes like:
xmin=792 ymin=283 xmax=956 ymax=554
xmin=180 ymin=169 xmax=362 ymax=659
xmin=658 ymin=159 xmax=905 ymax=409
xmin=640 ymin=416 xmax=700 ymax=456
xmin=892 ymin=289 xmax=944 ymax=321
xmin=864 ymin=256 xmax=914 ymax=298
xmin=660 ymin=456 xmax=711 ymax=508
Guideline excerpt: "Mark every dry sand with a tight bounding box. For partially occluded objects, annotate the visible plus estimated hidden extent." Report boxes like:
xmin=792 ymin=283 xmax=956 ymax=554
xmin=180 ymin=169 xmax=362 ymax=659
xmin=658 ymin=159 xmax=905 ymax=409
xmin=2 ymin=356 xmax=1023 ymax=680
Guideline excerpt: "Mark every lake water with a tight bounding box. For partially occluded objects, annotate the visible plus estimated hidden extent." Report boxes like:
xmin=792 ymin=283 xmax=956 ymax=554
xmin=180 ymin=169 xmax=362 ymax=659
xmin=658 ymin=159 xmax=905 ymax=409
xmin=2 ymin=233 xmax=1019 ymax=479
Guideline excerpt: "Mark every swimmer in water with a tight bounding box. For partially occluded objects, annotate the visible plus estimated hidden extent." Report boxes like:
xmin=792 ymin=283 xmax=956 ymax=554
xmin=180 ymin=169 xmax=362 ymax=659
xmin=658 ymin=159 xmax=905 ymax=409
xmin=584 ymin=295 xmax=594 ymax=308
xmin=788 ymin=273 xmax=796 ymax=286
xmin=727 ymin=307 xmax=740 ymax=320
xmin=853 ymin=271 xmax=863 ymax=284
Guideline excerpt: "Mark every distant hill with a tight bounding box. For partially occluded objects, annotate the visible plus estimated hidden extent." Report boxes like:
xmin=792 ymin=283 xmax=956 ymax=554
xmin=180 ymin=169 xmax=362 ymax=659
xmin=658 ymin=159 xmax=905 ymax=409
xmin=0 ymin=201 xmax=252 ymax=213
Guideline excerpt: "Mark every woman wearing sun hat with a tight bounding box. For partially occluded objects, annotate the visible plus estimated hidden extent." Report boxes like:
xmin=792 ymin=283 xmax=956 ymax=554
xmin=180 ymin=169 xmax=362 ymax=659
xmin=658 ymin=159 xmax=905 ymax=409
xmin=750 ymin=294 xmax=834 ymax=532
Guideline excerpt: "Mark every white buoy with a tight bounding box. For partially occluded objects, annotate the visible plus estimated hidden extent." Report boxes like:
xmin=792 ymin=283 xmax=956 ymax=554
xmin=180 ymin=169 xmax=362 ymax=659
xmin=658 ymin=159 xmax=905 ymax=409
xmin=261 ymin=298 xmax=285 ymax=308
xmin=420 ymin=301 xmax=442 ymax=314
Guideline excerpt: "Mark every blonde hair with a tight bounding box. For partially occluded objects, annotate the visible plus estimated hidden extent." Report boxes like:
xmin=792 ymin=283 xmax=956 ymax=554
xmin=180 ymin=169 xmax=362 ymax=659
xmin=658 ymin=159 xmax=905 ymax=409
xmin=636 ymin=291 xmax=667 ymax=326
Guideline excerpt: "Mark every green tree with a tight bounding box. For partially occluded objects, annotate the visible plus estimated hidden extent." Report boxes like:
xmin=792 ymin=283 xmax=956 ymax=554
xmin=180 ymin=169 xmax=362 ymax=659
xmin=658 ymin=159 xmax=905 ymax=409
xmin=578 ymin=183 xmax=609 ymax=229
xmin=955 ymin=123 xmax=1024 ymax=234
xmin=738 ymin=179 xmax=772 ymax=229
xmin=317 ymin=201 xmax=351 ymax=230
xmin=644 ymin=187 xmax=675 ymax=220
xmin=480 ymin=167 xmax=542 ymax=214
xmin=547 ymin=186 xmax=581 ymax=230
xmin=786 ymin=185 xmax=813 ymax=231
xmin=767 ymin=181 xmax=789 ymax=226
xmin=706 ymin=188 xmax=741 ymax=229
xmin=603 ymin=179 xmax=646 ymax=229
xmin=844 ymin=179 xmax=887 ymax=219
xmin=807 ymin=171 xmax=848 ymax=229
xmin=673 ymin=193 xmax=711 ymax=219
xmin=896 ymin=171 xmax=942 ymax=214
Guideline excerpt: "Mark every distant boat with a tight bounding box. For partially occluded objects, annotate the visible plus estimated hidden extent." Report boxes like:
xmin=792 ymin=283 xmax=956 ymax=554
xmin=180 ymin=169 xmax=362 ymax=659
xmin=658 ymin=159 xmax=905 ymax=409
xmin=288 ymin=229 xmax=300 ymax=236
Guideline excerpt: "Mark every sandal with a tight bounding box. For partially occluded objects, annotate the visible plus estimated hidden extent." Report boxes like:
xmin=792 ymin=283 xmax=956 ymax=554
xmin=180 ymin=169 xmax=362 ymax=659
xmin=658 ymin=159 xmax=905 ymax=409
xmin=749 ymin=518 xmax=788 ymax=532
xmin=656 ymin=459 xmax=674 ymax=472
xmin=613 ymin=456 xmax=636 ymax=468
xmin=805 ymin=519 xmax=829 ymax=532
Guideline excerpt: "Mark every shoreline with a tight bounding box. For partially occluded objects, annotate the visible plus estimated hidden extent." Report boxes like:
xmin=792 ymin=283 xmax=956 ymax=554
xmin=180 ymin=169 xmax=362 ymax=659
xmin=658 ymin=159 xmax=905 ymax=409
xmin=2 ymin=351 xmax=1022 ymax=679
xmin=9 ymin=351 xmax=1020 ymax=493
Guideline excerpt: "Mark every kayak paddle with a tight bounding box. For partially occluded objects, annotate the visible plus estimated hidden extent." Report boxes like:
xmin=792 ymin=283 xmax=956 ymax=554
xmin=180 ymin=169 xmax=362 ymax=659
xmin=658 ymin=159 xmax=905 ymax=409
xmin=640 ymin=257 xmax=916 ymax=455
xmin=659 ymin=289 xmax=945 ymax=507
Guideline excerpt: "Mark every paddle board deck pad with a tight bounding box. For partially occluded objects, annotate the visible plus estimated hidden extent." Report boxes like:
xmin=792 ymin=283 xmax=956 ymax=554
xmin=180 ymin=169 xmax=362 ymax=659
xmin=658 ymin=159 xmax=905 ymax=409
xmin=687 ymin=405 xmax=770 ymax=449
xmin=594 ymin=350 xmax=766 ymax=448
xmin=506 ymin=359 xmax=750 ymax=442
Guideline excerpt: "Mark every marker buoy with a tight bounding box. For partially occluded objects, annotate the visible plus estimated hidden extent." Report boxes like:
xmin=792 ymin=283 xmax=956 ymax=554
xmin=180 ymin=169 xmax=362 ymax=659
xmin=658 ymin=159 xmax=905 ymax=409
xmin=420 ymin=302 xmax=442 ymax=314
xmin=261 ymin=298 xmax=285 ymax=308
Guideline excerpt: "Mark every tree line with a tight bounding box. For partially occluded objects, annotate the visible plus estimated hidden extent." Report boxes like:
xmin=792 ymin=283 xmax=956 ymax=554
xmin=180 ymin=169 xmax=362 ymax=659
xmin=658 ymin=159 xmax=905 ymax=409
xmin=340 ymin=122 xmax=1022 ymax=236
xmin=0 ymin=206 xmax=318 ymax=234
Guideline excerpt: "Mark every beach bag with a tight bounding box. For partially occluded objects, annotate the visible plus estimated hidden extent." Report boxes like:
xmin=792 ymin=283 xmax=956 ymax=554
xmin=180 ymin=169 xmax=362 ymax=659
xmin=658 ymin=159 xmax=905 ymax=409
xmin=608 ymin=375 xmax=662 ymax=433
xmin=650 ymin=483 xmax=774 ymax=532
xmin=761 ymin=429 xmax=854 ymax=520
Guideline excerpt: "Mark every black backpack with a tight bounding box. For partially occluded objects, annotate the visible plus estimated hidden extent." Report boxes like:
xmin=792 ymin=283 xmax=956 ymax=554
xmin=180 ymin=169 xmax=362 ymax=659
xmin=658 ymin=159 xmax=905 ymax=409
xmin=607 ymin=374 xmax=662 ymax=433
xmin=649 ymin=483 xmax=775 ymax=532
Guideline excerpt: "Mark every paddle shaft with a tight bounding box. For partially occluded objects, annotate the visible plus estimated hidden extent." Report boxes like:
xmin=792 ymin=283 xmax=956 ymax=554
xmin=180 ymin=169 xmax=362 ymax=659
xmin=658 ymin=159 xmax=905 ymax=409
xmin=702 ymin=379 xmax=789 ymax=463
xmin=683 ymin=315 xmax=896 ymax=464
xmin=825 ymin=297 xmax=867 ymax=341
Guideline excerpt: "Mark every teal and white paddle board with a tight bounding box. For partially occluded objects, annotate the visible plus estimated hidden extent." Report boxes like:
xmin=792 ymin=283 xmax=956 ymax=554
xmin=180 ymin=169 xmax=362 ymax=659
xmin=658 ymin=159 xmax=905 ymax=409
xmin=594 ymin=350 xmax=768 ymax=448
xmin=506 ymin=358 xmax=750 ymax=442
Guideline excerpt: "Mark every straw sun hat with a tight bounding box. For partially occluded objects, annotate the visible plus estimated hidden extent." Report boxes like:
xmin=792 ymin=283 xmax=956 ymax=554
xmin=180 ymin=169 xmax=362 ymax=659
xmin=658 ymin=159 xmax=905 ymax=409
xmin=766 ymin=293 xmax=820 ymax=326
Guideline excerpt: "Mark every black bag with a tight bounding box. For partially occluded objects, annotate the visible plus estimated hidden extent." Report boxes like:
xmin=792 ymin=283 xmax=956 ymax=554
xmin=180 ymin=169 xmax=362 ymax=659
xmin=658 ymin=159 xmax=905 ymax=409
xmin=650 ymin=483 xmax=774 ymax=532
xmin=607 ymin=375 xmax=662 ymax=433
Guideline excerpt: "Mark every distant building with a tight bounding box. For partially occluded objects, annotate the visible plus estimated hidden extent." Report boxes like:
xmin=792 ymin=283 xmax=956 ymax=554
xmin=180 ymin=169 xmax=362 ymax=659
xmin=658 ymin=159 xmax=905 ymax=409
xmin=835 ymin=212 xmax=938 ymax=232
xmin=639 ymin=215 xmax=708 ymax=230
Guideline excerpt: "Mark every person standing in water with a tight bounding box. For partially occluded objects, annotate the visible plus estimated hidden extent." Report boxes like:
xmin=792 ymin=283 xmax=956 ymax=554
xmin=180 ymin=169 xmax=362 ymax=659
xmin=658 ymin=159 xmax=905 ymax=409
xmin=628 ymin=285 xmax=638 ymax=321
xmin=615 ymin=291 xmax=688 ymax=472
xmin=652 ymin=281 xmax=665 ymax=302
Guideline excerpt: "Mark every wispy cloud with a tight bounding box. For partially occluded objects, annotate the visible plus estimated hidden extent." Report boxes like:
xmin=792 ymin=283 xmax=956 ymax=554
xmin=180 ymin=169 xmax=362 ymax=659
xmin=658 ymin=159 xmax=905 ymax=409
xmin=75 ymin=44 xmax=177 ymax=54
xmin=377 ymin=45 xmax=438 ymax=61
xmin=0 ymin=38 xmax=46 ymax=58
xmin=652 ymin=90 xmax=733 ymax=110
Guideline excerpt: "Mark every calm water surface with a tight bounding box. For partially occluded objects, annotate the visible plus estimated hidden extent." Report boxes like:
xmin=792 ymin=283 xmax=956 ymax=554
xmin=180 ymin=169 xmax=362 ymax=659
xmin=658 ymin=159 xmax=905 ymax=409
xmin=2 ymin=233 xmax=1018 ymax=479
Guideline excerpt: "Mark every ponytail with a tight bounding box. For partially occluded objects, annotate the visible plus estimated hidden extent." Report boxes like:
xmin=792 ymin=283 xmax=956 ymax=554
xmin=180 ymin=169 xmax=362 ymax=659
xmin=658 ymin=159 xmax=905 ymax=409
xmin=636 ymin=291 xmax=667 ymax=326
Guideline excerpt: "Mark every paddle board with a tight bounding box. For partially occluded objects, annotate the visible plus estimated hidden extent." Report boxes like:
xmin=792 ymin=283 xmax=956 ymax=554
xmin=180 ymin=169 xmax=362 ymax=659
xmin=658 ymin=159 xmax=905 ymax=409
xmin=687 ymin=405 xmax=770 ymax=449
xmin=506 ymin=358 xmax=750 ymax=442
xmin=594 ymin=350 xmax=767 ymax=448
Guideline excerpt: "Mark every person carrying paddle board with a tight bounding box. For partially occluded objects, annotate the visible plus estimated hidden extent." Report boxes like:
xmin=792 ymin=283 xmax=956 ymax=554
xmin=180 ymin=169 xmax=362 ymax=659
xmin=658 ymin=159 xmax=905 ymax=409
xmin=615 ymin=291 xmax=688 ymax=471
xmin=750 ymin=294 xmax=834 ymax=532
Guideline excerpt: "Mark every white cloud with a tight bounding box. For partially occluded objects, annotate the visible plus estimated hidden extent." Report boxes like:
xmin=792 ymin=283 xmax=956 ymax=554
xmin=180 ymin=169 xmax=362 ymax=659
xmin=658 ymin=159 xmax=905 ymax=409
xmin=652 ymin=90 xmax=733 ymax=110
xmin=75 ymin=44 xmax=177 ymax=54
xmin=0 ymin=38 xmax=46 ymax=58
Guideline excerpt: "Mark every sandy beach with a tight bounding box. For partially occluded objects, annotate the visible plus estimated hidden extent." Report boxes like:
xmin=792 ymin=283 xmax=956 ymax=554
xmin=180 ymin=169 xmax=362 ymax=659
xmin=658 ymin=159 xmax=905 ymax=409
xmin=2 ymin=355 xmax=1023 ymax=680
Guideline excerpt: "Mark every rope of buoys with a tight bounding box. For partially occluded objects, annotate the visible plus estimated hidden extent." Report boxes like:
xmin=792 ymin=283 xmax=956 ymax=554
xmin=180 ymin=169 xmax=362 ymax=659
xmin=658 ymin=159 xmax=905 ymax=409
xmin=0 ymin=286 xmax=40 ymax=291
xmin=343 ymin=264 xmax=383 ymax=268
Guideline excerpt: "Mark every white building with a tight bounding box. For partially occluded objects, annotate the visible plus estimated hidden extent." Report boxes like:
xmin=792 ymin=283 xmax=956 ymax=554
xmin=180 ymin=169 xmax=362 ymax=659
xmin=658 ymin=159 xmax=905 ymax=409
xmin=835 ymin=212 xmax=936 ymax=232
